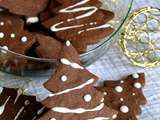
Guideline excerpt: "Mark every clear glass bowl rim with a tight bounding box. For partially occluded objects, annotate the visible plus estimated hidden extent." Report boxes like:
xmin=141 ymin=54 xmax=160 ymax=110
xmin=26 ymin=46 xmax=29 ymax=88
xmin=0 ymin=0 xmax=133 ymax=63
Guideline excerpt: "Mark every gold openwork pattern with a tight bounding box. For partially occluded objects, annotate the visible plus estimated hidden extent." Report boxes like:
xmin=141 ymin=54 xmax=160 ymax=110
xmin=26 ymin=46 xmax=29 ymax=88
xmin=120 ymin=7 xmax=160 ymax=68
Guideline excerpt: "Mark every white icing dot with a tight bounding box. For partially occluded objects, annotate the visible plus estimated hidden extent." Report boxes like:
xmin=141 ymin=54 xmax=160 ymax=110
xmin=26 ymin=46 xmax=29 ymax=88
xmin=132 ymin=93 xmax=136 ymax=96
xmin=26 ymin=17 xmax=39 ymax=23
xmin=120 ymin=98 xmax=124 ymax=102
xmin=120 ymin=80 xmax=124 ymax=84
xmin=67 ymin=18 xmax=74 ymax=22
xmin=112 ymin=114 xmax=117 ymax=119
xmin=10 ymin=33 xmax=15 ymax=38
xmin=61 ymin=75 xmax=68 ymax=82
xmin=1 ymin=46 xmax=8 ymax=53
xmin=66 ymin=41 xmax=71 ymax=46
xmin=50 ymin=118 xmax=56 ymax=120
xmin=0 ymin=32 xmax=4 ymax=38
xmin=24 ymin=100 xmax=30 ymax=106
xmin=115 ymin=86 xmax=123 ymax=93
xmin=104 ymin=92 xmax=107 ymax=95
xmin=84 ymin=94 xmax=92 ymax=102
xmin=90 ymin=22 xmax=94 ymax=25
xmin=0 ymin=22 xmax=4 ymax=26
xmin=60 ymin=58 xmax=70 ymax=65
xmin=132 ymin=73 xmax=139 ymax=79
xmin=101 ymin=98 xmax=104 ymax=102
xmin=120 ymin=105 xmax=129 ymax=113
xmin=21 ymin=36 xmax=28 ymax=42
xmin=134 ymin=82 xmax=142 ymax=89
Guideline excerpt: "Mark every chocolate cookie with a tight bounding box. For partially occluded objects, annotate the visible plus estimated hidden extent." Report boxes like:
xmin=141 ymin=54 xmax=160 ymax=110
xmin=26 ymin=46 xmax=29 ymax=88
xmin=0 ymin=12 xmax=38 ymax=72
xmin=35 ymin=34 xmax=62 ymax=60
xmin=42 ymin=0 xmax=114 ymax=53
xmin=0 ymin=12 xmax=36 ymax=54
xmin=39 ymin=41 xmax=118 ymax=120
xmin=0 ymin=0 xmax=49 ymax=17
xmin=98 ymin=73 xmax=147 ymax=120
xmin=0 ymin=87 xmax=48 ymax=120
xmin=40 ymin=0 xmax=61 ymax=22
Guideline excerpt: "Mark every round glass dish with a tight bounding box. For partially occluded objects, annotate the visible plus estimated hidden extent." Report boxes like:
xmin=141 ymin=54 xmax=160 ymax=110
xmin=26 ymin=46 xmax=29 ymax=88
xmin=0 ymin=0 xmax=133 ymax=76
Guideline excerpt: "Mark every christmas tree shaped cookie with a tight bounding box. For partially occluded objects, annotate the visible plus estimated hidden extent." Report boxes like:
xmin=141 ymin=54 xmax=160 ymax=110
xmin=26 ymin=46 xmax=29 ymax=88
xmin=42 ymin=0 xmax=114 ymax=53
xmin=38 ymin=41 xmax=118 ymax=120
xmin=0 ymin=87 xmax=48 ymax=120
xmin=99 ymin=73 xmax=147 ymax=120
xmin=0 ymin=12 xmax=36 ymax=54
xmin=0 ymin=12 xmax=38 ymax=72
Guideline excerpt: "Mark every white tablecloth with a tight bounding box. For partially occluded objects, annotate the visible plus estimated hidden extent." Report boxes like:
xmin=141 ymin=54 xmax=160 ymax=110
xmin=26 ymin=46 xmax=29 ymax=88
xmin=0 ymin=0 xmax=160 ymax=120
xmin=88 ymin=1 xmax=160 ymax=120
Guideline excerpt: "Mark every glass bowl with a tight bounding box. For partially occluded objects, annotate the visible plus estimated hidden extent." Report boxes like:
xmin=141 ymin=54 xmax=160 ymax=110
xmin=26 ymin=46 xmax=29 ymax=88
xmin=0 ymin=0 xmax=133 ymax=76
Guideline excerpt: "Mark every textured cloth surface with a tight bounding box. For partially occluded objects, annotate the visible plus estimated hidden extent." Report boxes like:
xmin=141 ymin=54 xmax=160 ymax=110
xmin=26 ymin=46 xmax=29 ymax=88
xmin=88 ymin=1 xmax=160 ymax=120
xmin=0 ymin=0 xmax=160 ymax=120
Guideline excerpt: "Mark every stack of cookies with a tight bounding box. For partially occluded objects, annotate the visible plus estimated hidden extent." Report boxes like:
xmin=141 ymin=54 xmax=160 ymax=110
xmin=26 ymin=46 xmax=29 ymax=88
xmin=0 ymin=1 xmax=147 ymax=120
xmin=0 ymin=41 xmax=147 ymax=120
xmin=0 ymin=0 xmax=114 ymax=72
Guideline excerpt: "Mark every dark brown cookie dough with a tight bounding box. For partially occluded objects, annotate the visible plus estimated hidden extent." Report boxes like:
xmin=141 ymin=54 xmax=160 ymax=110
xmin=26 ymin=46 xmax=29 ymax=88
xmin=0 ymin=0 xmax=49 ymax=17
xmin=0 ymin=87 xmax=48 ymax=120
xmin=42 ymin=0 xmax=114 ymax=53
xmin=98 ymin=73 xmax=147 ymax=120
xmin=39 ymin=41 xmax=118 ymax=120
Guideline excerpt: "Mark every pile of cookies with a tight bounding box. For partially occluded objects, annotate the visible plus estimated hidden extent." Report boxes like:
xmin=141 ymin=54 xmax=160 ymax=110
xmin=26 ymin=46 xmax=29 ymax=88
xmin=0 ymin=0 xmax=147 ymax=120
xmin=0 ymin=41 xmax=147 ymax=120
xmin=0 ymin=0 xmax=114 ymax=72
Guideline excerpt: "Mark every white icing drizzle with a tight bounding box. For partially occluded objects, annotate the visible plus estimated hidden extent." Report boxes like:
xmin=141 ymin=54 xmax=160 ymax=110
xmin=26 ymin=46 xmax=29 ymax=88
xmin=14 ymin=89 xmax=23 ymax=104
xmin=1 ymin=46 xmax=8 ymax=53
xmin=32 ymin=116 xmax=37 ymax=120
xmin=49 ymin=78 xmax=95 ymax=97
xmin=78 ymin=24 xmax=112 ymax=34
xmin=88 ymin=117 xmax=109 ymax=120
xmin=0 ymin=87 xmax=3 ymax=94
xmin=14 ymin=106 xmax=25 ymax=120
xmin=14 ymin=100 xmax=30 ymax=120
xmin=37 ymin=107 xmax=45 ymax=115
xmin=52 ymin=103 xmax=104 ymax=114
xmin=26 ymin=17 xmax=39 ymax=23
xmin=50 ymin=0 xmax=111 ymax=34
xmin=51 ymin=22 xmax=84 ymax=32
xmin=32 ymin=107 xmax=46 ymax=120
xmin=59 ymin=0 xmax=97 ymax=20
xmin=60 ymin=58 xmax=84 ymax=69
xmin=0 ymin=96 xmax=11 ymax=115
